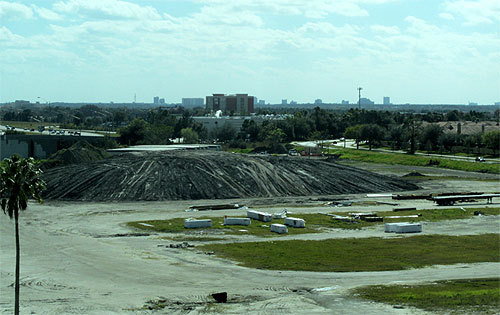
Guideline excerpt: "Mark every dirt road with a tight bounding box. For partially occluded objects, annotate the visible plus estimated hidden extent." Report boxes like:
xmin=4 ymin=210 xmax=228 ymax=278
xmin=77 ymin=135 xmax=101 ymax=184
xmin=1 ymin=188 xmax=499 ymax=314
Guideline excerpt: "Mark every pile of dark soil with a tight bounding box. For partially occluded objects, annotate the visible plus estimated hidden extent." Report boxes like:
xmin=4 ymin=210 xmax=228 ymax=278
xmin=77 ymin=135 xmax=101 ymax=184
xmin=42 ymin=151 xmax=418 ymax=201
xmin=43 ymin=141 xmax=110 ymax=169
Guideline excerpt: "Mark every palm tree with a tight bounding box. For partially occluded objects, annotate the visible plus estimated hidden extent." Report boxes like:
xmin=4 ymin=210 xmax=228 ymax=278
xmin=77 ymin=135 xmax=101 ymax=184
xmin=1 ymin=155 xmax=45 ymax=315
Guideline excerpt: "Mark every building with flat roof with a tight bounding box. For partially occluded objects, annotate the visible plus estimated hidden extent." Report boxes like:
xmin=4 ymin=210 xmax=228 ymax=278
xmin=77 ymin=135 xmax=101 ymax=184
xmin=314 ymin=99 xmax=322 ymax=104
xmin=206 ymin=94 xmax=255 ymax=114
xmin=360 ymin=97 xmax=374 ymax=105
xmin=182 ymin=98 xmax=204 ymax=107
xmin=383 ymin=96 xmax=390 ymax=105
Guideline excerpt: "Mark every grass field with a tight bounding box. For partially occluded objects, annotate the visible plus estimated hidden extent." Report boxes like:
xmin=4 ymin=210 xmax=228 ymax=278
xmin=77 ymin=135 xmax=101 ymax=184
xmin=127 ymin=217 xmax=319 ymax=236
xmin=330 ymin=148 xmax=500 ymax=174
xmin=354 ymin=278 xmax=500 ymax=314
xmin=199 ymin=234 xmax=500 ymax=272
xmin=127 ymin=207 xmax=500 ymax=234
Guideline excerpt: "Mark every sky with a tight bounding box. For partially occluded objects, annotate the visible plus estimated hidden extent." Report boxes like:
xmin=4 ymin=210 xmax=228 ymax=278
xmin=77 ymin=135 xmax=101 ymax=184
xmin=0 ymin=0 xmax=499 ymax=105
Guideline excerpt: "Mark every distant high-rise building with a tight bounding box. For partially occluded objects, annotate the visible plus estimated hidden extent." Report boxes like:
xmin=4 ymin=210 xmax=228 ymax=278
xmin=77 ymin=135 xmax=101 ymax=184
xmin=359 ymin=98 xmax=374 ymax=105
xmin=153 ymin=96 xmax=159 ymax=104
xmin=281 ymin=99 xmax=287 ymax=105
xmin=383 ymin=96 xmax=390 ymax=105
xmin=206 ymin=93 xmax=255 ymax=114
xmin=341 ymin=100 xmax=349 ymax=105
xmin=495 ymin=102 xmax=500 ymax=106
xmin=314 ymin=99 xmax=322 ymax=105
xmin=182 ymin=98 xmax=204 ymax=107
xmin=258 ymin=100 xmax=265 ymax=105
xmin=290 ymin=100 xmax=297 ymax=105
xmin=159 ymin=98 xmax=165 ymax=104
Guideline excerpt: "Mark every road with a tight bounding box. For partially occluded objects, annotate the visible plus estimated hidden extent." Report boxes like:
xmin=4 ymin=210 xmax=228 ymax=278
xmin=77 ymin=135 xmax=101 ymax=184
xmin=292 ymin=140 xmax=500 ymax=164
xmin=0 ymin=124 xmax=108 ymax=137
xmin=1 ymin=188 xmax=499 ymax=313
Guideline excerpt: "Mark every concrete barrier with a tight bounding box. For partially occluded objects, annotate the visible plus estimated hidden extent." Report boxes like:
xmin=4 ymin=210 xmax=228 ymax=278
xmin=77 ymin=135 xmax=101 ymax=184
xmin=224 ymin=217 xmax=251 ymax=226
xmin=184 ymin=219 xmax=212 ymax=229
xmin=385 ymin=222 xmax=422 ymax=233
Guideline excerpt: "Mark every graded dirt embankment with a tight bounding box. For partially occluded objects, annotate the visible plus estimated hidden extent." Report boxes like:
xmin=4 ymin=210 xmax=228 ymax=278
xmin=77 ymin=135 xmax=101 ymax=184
xmin=42 ymin=151 xmax=417 ymax=201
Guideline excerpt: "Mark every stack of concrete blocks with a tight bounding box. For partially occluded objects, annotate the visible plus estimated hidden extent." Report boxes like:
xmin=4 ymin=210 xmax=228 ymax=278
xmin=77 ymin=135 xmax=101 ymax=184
xmin=247 ymin=210 xmax=272 ymax=222
xmin=184 ymin=219 xmax=212 ymax=229
xmin=223 ymin=217 xmax=251 ymax=226
xmin=271 ymin=224 xmax=288 ymax=234
xmin=385 ymin=222 xmax=422 ymax=233
xmin=284 ymin=217 xmax=305 ymax=228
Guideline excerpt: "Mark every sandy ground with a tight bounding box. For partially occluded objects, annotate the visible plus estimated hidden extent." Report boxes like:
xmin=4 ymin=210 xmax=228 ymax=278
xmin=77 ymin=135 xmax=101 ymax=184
xmin=1 ymin=163 xmax=499 ymax=314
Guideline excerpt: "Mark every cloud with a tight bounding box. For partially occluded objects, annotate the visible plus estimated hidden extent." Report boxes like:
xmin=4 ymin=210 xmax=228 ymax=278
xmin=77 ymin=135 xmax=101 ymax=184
xmin=53 ymin=0 xmax=162 ymax=20
xmin=443 ymin=0 xmax=500 ymax=25
xmin=194 ymin=0 xmax=398 ymax=18
xmin=0 ymin=26 xmax=24 ymax=43
xmin=439 ymin=12 xmax=454 ymax=20
xmin=0 ymin=1 xmax=33 ymax=19
xmin=370 ymin=24 xmax=400 ymax=35
xmin=34 ymin=6 xmax=63 ymax=21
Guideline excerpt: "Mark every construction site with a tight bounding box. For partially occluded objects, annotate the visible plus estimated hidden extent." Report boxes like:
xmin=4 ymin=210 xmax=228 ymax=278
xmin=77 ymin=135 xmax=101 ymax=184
xmin=1 ymin=142 xmax=499 ymax=314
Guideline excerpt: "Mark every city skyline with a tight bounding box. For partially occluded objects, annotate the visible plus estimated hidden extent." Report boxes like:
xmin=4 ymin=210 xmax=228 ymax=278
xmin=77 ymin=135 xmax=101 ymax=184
xmin=1 ymin=0 xmax=499 ymax=105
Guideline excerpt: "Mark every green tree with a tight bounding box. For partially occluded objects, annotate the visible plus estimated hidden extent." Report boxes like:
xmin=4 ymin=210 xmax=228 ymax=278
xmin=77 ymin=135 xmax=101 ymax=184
xmin=1 ymin=155 xmax=46 ymax=315
xmin=482 ymin=130 xmax=500 ymax=152
xmin=344 ymin=125 xmax=363 ymax=149
xmin=181 ymin=127 xmax=199 ymax=144
xmin=119 ymin=118 xmax=149 ymax=145
xmin=360 ymin=124 xmax=386 ymax=150
xmin=266 ymin=128 xmax=286 ymax=153
xmin=403 ymin=116 xmax=422 ymax=154
xmin=419 ymin=124 xmax=443 ymax=152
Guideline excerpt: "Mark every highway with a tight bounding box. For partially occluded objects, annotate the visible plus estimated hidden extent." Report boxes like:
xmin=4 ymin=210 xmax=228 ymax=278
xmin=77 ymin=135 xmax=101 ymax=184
xmin=292 ymin=139 xmax=500 ymax=164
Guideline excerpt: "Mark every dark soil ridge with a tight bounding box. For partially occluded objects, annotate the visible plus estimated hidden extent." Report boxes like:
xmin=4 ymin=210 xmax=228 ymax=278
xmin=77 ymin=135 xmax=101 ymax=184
xmin=41 ymin=151 xmax=418 ymax=201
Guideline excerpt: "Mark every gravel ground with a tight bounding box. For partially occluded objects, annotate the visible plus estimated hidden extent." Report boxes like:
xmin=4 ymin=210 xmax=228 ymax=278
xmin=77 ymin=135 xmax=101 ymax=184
xmin=1 ymin=162 xmax=499 ymax=314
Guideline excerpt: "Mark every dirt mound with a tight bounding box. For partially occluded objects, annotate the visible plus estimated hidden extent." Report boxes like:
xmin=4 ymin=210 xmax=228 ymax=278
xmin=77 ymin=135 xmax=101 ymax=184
xmin=42 ymin=151 xmax=418 ymax=201
xmin=48 ymin=141 xmax=110 ymax=165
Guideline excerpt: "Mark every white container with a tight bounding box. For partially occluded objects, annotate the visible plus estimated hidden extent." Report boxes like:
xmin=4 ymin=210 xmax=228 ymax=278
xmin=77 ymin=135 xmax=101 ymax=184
xmin=271 ymin=224 xmax=288 ymax=234
xmin=384 ymin=223 xmax=400 ymax=233
xmin=247 ymin=210 xmax=272 ymax=222
xmin=394 ymin=223 xmax=422 ymax=234
xmin=224 ymin=217 xmax=251 ymax=226
xmin=184 ymin=219 xmax=212 ymax=229
xmin=284 ymin=217 xmax=305 ymax=228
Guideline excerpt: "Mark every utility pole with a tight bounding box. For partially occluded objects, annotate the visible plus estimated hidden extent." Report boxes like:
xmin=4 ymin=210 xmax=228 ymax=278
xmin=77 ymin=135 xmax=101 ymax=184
xmin=357 ymin=87 xmax=362 ymax=109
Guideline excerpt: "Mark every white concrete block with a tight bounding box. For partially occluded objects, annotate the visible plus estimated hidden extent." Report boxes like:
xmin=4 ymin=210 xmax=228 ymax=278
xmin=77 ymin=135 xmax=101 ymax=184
xmin=284 ymin=217 xmax=305 ymax=228
xmin=394 ymin=223 xmax=422 ymax=233
xmin=224 ymin=217 xmax=251 ymax=226
xmin=271 ymin=224 xmax=288 ymax=234
xmin=247 ymin=210 xmax=272 ymax=222
xmin=184 ymin=219 xmax=212 ymax=229
xmin=385 ymin=223 xmax=399 ymax=233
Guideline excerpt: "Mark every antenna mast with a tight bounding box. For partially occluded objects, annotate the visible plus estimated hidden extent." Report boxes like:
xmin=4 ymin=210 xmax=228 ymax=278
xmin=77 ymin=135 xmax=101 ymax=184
xmin=357 ymin=87 xmax=363 ymax=109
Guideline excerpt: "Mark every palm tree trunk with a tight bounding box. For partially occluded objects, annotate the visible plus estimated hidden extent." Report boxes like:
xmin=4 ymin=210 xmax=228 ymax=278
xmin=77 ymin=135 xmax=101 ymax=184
xmin=15 ymin=211 xmax=20 ymax=315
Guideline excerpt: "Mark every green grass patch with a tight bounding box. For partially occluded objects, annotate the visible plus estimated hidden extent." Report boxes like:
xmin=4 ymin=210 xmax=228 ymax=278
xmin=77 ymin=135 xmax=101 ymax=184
xmin=127 ymin=216 xmax=319 ymax=237
xmin=127 ymin=207 xmax=500 ymax=235
xmin=200 ymin=234 xmax=500 ymax=272
xmin=354 ymin=278 xmax=500 ymax=313
xmin=403 ymin=175 xmax=499 ymax=182
xmin=331 ymin=148 xmax=500 ymax=174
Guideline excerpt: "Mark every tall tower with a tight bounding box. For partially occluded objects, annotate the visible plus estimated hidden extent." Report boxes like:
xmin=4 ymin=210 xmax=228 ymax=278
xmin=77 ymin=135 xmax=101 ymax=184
xmin=358 ymin=87 xmax=363 ymax=109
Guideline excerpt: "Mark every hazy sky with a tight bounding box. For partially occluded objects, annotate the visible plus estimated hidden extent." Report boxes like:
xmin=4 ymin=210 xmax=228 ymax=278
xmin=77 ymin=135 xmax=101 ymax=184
xmin=1 ymin=0 xmax=499 ymax=104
